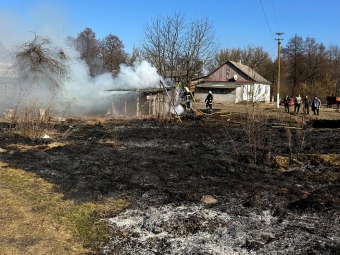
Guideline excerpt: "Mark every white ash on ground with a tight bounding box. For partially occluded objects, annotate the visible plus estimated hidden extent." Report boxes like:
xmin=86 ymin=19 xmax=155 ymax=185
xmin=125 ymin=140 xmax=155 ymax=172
xmin=103 ymin=203 xmax=339 ymax=255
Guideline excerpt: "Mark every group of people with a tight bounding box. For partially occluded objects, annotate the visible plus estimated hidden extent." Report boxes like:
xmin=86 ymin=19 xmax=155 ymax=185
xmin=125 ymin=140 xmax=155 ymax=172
xmin=184 ymin=88 xmax=322 ymax=116
xmin=283 ymin=94 xmax=322 ymax=115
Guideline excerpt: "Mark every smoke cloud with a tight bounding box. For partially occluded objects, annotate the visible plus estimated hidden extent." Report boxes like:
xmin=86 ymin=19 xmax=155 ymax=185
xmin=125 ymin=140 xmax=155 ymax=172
xmin=59 ymin=51 xmax=162 ymax=115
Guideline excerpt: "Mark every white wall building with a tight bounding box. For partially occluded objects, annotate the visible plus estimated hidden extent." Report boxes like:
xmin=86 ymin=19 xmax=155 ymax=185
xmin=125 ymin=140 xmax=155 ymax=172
xmin=193 ymin=60 xmax=271 ymax=104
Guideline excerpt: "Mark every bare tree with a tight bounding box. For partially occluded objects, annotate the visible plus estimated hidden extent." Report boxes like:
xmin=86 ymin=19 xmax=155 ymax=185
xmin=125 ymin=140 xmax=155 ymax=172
xmin=126 ymin=47 xmax=141 ymax=66
xmin=140 ymin=13 xmax=218 ymax=87
xmin=13 ymin=33 xmax=70 ymax=92
xmin=180 ymin=17 xmax=218 ymax=86
xmin=140 ymin=13 xmax=184 ymax=80
xmin=212 ymin=46 xmax=271 ymax=69
xmin=213 ymin=48 xmax=243 ymax=68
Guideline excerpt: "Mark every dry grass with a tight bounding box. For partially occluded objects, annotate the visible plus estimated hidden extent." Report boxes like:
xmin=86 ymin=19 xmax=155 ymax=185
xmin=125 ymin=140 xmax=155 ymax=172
xmin=316 ymin=154 xmax=340 ymax=166
xmin=6 ymin=141 xmax=68 ymax=153
xmin=0 ymin=161 xmax=130 ymax=255
xmin=274 ymin=154 xmax=340 ymax=171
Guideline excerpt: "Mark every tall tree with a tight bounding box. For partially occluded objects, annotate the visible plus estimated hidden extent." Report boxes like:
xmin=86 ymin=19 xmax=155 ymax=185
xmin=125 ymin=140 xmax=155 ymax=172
xmin=303 ymin=37 xmax=328 ymax=87
xmin=101 ymin=33 xmax=127 ymax=73
xmin=73 ymin=28 xmax=103 ymax=77
xmin=281 ymin=35 xmax=332 ymax=98
xmin=281 ymin=34 xmax=305 ymax=95
xmin=328 ymin=44 xmax=340 ymax=95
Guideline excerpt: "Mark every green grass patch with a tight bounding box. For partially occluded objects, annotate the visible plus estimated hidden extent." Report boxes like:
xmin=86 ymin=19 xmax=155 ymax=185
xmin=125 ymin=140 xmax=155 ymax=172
xmin=0 ymin=161 xmax=130 ymax=255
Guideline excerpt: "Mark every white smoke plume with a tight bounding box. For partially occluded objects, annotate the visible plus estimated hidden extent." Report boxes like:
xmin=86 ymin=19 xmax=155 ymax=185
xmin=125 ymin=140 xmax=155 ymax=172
xmin=59 ymin=53 xmax=162 ymax=115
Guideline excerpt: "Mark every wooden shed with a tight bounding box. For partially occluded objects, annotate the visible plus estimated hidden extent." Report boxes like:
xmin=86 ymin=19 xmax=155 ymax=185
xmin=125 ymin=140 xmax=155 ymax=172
xmin=106 ymin=86 xmax=173 ymax=118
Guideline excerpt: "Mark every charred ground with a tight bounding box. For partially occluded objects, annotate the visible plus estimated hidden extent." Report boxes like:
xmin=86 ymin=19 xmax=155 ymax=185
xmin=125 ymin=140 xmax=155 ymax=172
xmin=0 ymin=105 xmax=339 ymax=254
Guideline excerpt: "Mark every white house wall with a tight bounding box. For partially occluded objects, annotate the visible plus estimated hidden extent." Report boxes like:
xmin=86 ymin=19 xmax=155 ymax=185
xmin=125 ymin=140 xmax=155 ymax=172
xmin=235 ymin=87 xmax=243 ymax=104
xmin=194 ymin=84 xmax=270 ymax=105
xmin=242 ymin=83 xmax=270 ymax=102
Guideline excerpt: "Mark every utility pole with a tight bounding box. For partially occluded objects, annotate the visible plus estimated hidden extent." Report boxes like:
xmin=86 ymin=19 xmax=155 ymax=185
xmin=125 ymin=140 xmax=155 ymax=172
xmin=275 ymin=32 xmax=284 ymax=108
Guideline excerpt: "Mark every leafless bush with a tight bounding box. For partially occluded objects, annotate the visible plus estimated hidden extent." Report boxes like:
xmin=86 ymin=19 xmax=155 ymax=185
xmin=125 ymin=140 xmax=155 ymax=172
xmin=295 ymin=116 xmax=307 ymax=154
xmin=283 ymin=116 xmax=308 ymax=157
xmin=13 ymin=33 xmax=70 ymax=92
xmin=246 ymin=113 xmax=267 ymax=163
xmin=240 ymin=102 xmax=272 ymax=165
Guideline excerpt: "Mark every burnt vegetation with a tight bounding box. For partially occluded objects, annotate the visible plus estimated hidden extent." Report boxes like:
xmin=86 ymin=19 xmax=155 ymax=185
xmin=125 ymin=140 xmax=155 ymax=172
xmin=0 ymin=108 xmax=339 ymax=254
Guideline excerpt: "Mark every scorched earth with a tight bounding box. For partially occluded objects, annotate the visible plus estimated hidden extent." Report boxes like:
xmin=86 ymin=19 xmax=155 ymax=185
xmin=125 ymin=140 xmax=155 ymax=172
xmin=0 ymin=105 xmax=339 ymax=254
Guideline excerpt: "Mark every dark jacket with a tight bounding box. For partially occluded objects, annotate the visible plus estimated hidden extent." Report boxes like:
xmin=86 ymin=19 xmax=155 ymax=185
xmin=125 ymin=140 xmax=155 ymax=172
xmin=283 ymin=97 xmax=290 ymax=105
xmin=304 ymin=97 xmax=311 ymax=106
xmin=205 ymin=93 xmax=213 ymax=104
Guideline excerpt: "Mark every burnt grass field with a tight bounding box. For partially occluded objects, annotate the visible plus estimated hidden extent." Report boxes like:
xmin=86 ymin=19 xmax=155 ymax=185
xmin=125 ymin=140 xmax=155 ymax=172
xmin=0 ymin=106 xmax=340 ymax=254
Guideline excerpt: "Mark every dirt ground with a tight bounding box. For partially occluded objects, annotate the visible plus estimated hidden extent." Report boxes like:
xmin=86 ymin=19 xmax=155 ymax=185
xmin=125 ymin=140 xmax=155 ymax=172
xmin=0 ymin=103 xmax=339 ymax=254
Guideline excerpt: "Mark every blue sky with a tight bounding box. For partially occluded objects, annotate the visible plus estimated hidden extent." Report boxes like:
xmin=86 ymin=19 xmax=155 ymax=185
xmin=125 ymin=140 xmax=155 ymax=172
xmin=1 ymin=0 xmax=340 ymax=59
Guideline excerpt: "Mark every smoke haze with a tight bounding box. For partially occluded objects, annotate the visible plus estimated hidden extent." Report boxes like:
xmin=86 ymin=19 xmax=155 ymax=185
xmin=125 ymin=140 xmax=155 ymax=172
xmin=0 ymin=6 xmax=162 ymax=116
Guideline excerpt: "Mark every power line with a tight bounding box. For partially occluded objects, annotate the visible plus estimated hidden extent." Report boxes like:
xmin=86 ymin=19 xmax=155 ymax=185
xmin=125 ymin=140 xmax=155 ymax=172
xmin=268 ymin=45 xmax=278 ymax=60
xmin=270 ymin=0 xmax=280 ymax=32
xmin=259 ymin=0 xmax=274 ymax=38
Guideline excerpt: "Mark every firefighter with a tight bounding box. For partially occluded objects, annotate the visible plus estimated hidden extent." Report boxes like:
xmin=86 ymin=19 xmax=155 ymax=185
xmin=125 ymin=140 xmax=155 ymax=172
xmin=205 ymin=91 xmax=213 ymax=111
xmin=183 ymin=87 xmax=191 ymax=111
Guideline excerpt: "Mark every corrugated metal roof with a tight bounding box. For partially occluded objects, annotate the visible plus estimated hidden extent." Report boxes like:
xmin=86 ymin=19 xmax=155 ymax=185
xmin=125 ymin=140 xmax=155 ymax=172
xmin=195 ymin=83 xmax=242 ymax=89
xmin=106 ymin=87 xmax=172 ymax=93
xmin=229 ymin=61 xmax=271 ymax=84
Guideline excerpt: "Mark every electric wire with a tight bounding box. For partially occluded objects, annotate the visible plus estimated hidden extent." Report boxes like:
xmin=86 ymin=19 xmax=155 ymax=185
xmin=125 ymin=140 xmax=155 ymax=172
xmin=268 ymin=45 xmax=278 ymax=60
xmin=270 ymin=0 xmax=280 ymax=32
xmin=259 ymin=0 xmax=274 ymax=38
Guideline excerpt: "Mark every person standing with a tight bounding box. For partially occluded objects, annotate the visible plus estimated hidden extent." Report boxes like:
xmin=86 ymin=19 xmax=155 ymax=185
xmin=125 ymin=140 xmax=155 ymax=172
xmin=312 ymin=96 xmax=322 ymax=115
xmin=183 ymin=87 xmax=192 ymax=111
xmin=303 ymin=95 xmax=311 ymax=114
xmin=205 ymin=91 xmax=213 ymax=111
xmin=294 ymin=94 xmax=302 ymax=114
xmin=283 ymin=95 xmax=290 ymax=113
